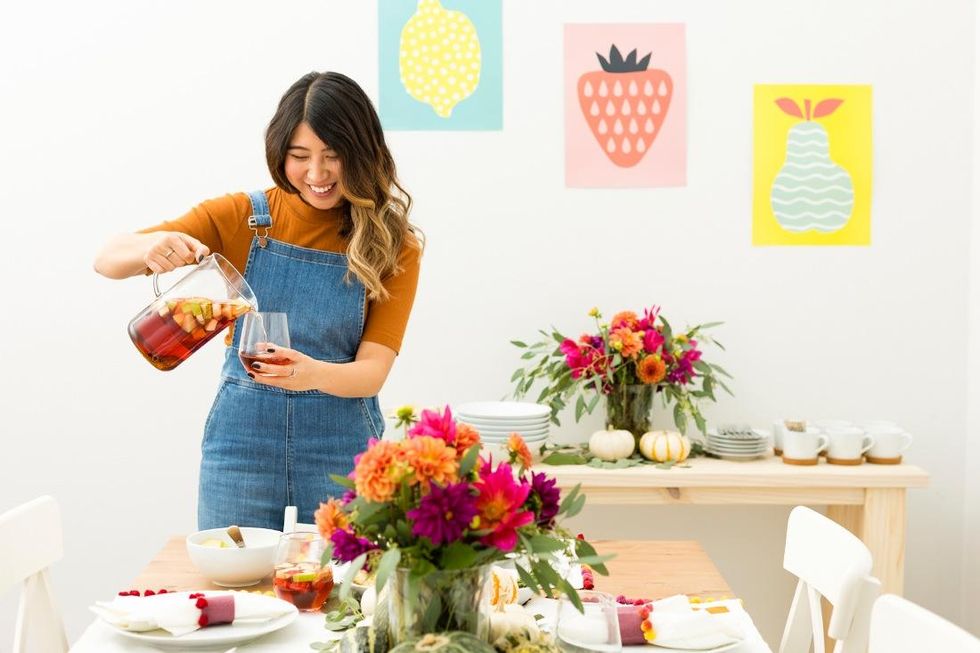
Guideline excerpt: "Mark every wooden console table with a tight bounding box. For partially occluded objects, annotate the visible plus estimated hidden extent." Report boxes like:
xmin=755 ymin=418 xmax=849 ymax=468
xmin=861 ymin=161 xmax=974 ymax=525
xmin=538 ymin=456 xmax=928 ymax=595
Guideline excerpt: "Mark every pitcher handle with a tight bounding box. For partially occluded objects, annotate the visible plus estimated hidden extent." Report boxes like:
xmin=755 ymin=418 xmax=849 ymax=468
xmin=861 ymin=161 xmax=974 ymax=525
xmin=152 ymin=272 xmax=162 ymax=298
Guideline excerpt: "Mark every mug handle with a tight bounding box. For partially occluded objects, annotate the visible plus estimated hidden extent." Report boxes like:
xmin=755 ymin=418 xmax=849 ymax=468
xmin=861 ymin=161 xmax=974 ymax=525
xmin=860 ymin=436 xmax=875 ymax=454
xmin=816 ymin=435 xmax=829 ymax=453
xmin=899 ymin=432 xmax=913 ymax=452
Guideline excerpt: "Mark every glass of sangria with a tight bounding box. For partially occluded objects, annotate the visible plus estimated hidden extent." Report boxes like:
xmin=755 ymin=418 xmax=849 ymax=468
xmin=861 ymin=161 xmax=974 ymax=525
xmin=238 ymin=312 xmax=291 ymax=376
xmin=272 ymin=532 xmax=333 ymax=612
xmin=128 ymin=253 xmax=257 ymax=371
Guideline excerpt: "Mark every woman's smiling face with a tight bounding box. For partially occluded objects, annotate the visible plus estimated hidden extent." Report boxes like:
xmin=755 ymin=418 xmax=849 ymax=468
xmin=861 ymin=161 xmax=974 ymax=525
xmin=284 ymin=122 xmax=344 ymax=210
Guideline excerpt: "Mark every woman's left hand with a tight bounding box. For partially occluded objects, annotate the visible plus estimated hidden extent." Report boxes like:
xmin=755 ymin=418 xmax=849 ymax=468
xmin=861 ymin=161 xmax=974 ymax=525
xmin=245 ymin=344 xmax=320 ymax=391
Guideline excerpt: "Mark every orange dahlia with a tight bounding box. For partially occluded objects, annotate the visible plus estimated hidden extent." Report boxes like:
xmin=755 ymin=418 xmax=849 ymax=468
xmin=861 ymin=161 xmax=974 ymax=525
xmin=507 ymin=433 xmax=533 ymax=470
xmin=402 ymin=435 xmax=459 ymax=492
xmin=610 ymin=327 xmax=644 ymax=358
xmin=353 ymin=439 xmax=402 ymax=503
xmin=611 ymin=311 xmax=639 ymax=330
xmin=454 ymin=422 xmax=482 ymax=458
xmin=637 ymin=354 xmax=667 ymax=384
xmin=314 ymin=498 xmax=349 ymax=539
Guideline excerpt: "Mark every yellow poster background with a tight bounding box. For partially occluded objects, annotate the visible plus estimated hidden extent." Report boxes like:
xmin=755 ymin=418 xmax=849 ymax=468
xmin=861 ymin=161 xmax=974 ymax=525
xmin=752 ymin=84 xmax=872 ymax=246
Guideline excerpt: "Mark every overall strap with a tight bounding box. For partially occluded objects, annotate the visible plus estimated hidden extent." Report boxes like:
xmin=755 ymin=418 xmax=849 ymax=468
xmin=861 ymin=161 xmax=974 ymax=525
xmin=247 ymin=190 xmax=273 ymax=247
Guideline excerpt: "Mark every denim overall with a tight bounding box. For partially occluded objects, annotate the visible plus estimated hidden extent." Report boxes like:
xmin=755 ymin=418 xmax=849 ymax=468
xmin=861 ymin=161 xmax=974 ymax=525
xmin=198 ymin=190 xmax=382 ymax=530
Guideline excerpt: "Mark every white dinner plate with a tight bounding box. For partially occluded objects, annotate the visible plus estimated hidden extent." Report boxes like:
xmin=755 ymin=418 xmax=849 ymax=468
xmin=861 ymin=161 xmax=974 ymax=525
xmin=103 ymin=592 xmax=298 ymax=650
xmin=459 ymin=419 xmax=552 ymax=431
xmin=644 ymin=640 xmax=741 ymax=652
xmin=705 ymin=428 xmax=769 ymax=441
xmin=705 ymin=438 xmax=768 ymax=448
xmin=475 ymin=427 xmax=550 ymax=437
xmin=703 ymin=448 xmax=767 ymax=461
xmin=456 ymin=401 xmax=551 ymax=420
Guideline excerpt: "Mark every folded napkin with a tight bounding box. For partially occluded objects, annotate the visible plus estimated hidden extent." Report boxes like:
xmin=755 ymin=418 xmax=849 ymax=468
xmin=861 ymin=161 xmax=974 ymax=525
xmin=91 ymin=591 xmax=293 ymax=637
xmin=618 ymin=595 xmax=744 ymax=649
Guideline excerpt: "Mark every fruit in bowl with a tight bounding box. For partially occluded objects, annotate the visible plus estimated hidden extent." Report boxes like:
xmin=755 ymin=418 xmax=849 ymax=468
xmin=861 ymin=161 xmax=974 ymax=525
xmin=186 ymin=527 xmax=281 ymax=587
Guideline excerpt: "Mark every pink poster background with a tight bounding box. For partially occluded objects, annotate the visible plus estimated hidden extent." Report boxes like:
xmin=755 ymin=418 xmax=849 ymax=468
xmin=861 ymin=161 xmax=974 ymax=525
xmin=565 ymin=23 xmax=687 ymax=188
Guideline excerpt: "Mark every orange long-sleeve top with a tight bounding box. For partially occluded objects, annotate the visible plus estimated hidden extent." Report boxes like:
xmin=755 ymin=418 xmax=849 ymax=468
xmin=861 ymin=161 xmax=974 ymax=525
xmin=139 ymin=186 xmax=421 ymax=354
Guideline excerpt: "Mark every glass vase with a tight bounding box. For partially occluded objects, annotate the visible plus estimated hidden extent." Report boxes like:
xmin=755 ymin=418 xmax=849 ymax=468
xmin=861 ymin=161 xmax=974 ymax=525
xmin=387 ymin=563 xmax=492 ymax=645
xmin=605 ymin=384 xmax=654 ymax=445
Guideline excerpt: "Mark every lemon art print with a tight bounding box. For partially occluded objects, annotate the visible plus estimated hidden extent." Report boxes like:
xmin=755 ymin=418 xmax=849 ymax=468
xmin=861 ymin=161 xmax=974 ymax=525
xmin=379 ymin=0 xmax=502 ymax=130
xmin=752 ymin=84 xmax=873 ymax=246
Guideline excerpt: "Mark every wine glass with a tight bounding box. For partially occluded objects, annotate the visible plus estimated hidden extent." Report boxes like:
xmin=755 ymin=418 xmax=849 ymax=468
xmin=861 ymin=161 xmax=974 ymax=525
xmin=238 ymin=312 xmax=290 ymax=376
xmin=555 ymin=590 xmax=622 ymax=652
xmin=272 ymin=532 xmax=333 ymax=612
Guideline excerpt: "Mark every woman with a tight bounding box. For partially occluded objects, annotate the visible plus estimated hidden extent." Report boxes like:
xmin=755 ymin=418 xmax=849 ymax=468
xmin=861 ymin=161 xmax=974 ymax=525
xmin=94 ymin=71 xmax=422 ymax=530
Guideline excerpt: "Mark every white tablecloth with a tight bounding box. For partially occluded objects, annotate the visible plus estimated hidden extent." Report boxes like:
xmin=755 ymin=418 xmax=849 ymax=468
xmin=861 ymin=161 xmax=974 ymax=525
xmin=73 ymin=599 xmax=773 ymax=652
xmin=71 ymin=611 xmax=340 ymax=652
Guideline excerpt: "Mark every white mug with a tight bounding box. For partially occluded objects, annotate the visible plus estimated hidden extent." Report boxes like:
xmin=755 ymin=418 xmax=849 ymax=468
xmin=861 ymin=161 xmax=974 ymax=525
xmin=825 ymin=427 xmax=875 ymax=463
xmin=865 ymin=426 xmax=912 ymax=463
xmin=859 ymin=419 xmax=899 ymax=430
xmin=782 ymin=430 xmax=829 ymax=463
xmin=813 ymin=419 xmax=854 ymax=431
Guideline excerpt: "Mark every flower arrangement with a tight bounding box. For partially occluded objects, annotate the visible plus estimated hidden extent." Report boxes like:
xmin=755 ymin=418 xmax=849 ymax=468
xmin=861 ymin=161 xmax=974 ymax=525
xmin=315 ymin=406 xmax=608 ymax=643
xmin=511 ymin=306 xmax=732 ymax=435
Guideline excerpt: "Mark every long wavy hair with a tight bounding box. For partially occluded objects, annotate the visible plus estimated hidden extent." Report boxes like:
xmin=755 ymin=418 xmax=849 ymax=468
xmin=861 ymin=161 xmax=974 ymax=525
xmin=266 ymin=71 xmax=421 ymax=301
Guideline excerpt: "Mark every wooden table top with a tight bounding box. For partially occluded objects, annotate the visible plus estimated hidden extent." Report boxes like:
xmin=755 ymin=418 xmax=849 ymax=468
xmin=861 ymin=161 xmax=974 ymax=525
xmin=537 ymin=456 xmax=929 ymax=488
xmin=133 ymin=537 xmax=733 ymax=602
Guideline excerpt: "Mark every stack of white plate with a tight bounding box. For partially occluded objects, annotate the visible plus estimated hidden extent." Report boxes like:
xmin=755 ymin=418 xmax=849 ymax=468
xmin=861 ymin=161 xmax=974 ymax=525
xmin=455 ymin=401 xmax=551 ymax=449
xmin=704 ymin=426 xmax=770 ymax=460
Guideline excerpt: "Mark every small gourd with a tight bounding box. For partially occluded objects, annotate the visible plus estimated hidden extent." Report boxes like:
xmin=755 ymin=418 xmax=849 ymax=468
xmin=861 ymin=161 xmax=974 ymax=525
xmin=488 ymin=604 xmax=540 ymax=642
xmin=639 ymin=430 xmax=691 ymax=463
xmin=484 ymin=567 xmax=519 ymax=608
xmin=388 ymin=631 xmax=497 ymax=653
xmin=588 ymin=428 xmax=635 ymax=461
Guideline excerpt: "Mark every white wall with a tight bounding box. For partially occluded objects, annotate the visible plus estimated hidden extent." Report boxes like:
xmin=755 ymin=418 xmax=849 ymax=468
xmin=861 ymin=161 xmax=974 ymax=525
xmin=2 ymin=0 xmax=976 ymax=647
xmin=965 ymin=0 xmax=980 ymax=637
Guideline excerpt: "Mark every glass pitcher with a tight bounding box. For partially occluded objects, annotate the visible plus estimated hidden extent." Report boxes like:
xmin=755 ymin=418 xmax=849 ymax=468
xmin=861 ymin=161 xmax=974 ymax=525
xmin=128 ymin=253 xmax=258 ymax=371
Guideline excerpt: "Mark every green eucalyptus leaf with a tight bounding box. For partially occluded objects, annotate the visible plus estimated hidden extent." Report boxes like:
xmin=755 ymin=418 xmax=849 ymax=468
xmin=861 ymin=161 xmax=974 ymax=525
xmin=329 ymin=474 xmax=356 ymax=490
xmin=557 ymin=579 xmax=584 ymax=613
xmin=542 ymin=452 xmax=588 ymax=465
xmin=373 ymin=548 xmax=400 ymax=595
xmin=339 ymin=552 xmax=367 ymax=601
xmin=459 ymin=445 xmax=481 ymax=477
xmin=511 ymin=340 xmax=528 ymax=348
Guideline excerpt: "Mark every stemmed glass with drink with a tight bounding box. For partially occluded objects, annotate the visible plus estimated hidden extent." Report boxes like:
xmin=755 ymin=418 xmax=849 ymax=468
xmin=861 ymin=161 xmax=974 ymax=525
xmin=272 ymin=532 xmax=333 ymax=612
xmin=238 ymin=312 xmax=291 ymax=376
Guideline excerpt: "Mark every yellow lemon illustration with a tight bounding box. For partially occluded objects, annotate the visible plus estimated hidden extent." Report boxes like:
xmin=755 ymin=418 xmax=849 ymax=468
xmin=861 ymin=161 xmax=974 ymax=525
xmin=399 ymin=0 xmax=482 ymax=118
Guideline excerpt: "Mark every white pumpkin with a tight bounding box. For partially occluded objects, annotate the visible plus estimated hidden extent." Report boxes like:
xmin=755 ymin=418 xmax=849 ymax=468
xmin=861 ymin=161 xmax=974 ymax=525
xmin=588 ymin=428 xmax=635 ymax=461
xmin=488 ymin=604 xmax=539 ymax=641
xmin=639 ymin=430 xmax=691 ymax=463
xmin=359 ymin=585 xmax=377 ymax=616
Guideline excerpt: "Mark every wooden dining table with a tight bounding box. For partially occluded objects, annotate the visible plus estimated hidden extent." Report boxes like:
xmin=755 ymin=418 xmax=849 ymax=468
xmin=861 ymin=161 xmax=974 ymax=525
xmin=71 ymin=537 xmax=773 ymax=652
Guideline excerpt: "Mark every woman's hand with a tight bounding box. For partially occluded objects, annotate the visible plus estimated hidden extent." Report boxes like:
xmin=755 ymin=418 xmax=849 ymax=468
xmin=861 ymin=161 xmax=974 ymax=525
xmin=244 ymin=344 xmax=321 ymax=391
xmin=144 ymin=232 xmax=210 ymax=274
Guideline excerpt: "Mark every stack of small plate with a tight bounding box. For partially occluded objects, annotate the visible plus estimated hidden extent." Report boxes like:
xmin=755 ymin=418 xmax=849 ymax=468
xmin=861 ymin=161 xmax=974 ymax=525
xmin=704 ymin=426 xmax=770 ymax=460
xmin=455 ymin=401 xmax=551 ymax=452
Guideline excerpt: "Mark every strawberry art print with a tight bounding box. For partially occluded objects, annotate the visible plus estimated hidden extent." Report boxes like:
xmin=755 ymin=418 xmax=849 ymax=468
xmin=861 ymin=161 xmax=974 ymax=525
xmin=565 ymin=24 xmax=686 ymax=188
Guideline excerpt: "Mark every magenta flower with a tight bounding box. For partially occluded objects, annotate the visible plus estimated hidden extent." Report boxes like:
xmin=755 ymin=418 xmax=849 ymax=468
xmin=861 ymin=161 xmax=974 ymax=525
xmin=330 ymin=529 xmax=379 ymax=562
xmin=638 ymin=306 xmax=661 ymax=331
xmin=643 ymin=329 xmax=665 ymax=354
xmin=522 ymin=471 xmax=561 ymax=528
xmin=406 ymin=481 xmax=479 ymax=546
xmin=408 ymin=406 xmax=457 ymax=446
xmin=475 ymin=462 xmax=533 ymax=552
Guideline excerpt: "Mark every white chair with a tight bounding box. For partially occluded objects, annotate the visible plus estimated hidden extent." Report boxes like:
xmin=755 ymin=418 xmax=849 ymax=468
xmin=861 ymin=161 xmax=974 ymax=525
xmin=869 ymin=594 xmax=980 ymax=652
xmin=282 ymin=505 xmax=317 ymax=534
xmin=779 ymin=506 xmax=881 ymax=653
xmin=0 ymin=496 xmax=69 ymax=653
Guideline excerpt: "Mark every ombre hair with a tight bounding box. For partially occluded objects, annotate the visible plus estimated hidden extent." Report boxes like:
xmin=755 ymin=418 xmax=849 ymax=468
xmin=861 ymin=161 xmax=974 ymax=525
xmin=266 ymin=71 xmax=421 ymax=301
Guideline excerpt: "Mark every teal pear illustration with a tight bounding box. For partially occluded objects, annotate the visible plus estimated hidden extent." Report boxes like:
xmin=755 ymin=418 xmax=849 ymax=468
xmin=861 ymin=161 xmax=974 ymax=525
xmin=770 ymin=98 xmax=854 ymax=232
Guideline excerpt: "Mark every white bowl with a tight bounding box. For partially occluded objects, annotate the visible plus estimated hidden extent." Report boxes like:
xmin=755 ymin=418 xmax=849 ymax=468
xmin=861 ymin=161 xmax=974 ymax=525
xmin=186 ymin=527 xmax=282 ymax=587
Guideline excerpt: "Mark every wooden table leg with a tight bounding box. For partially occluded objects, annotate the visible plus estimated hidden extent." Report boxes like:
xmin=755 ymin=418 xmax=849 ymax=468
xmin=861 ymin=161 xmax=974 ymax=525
xmin=824 ymin=504 xmax=866 ymax=652
xmin=861 ymin=488 xmax=906 ymax=595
